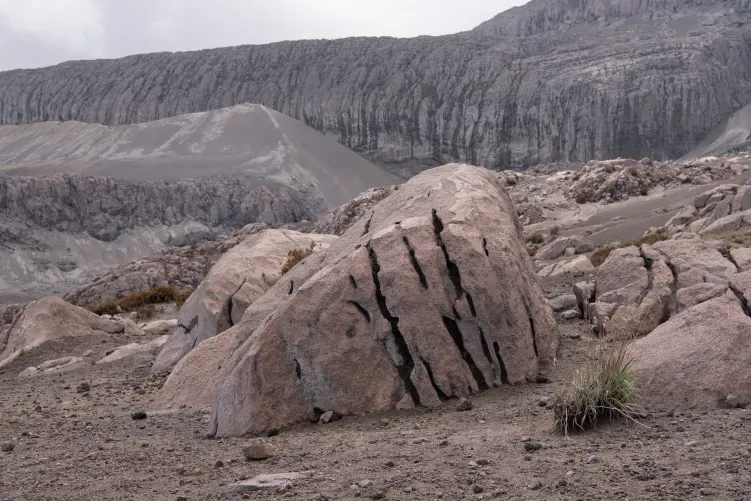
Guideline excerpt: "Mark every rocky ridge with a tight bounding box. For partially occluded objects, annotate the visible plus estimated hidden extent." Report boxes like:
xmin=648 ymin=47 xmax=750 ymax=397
xmin=1 ymin=1 xmax=750 ymax=172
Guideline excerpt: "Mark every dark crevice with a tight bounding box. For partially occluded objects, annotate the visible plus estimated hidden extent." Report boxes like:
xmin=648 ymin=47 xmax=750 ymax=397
xmin=730 ymin=284 xmax=751 ymax=318
xmin=226 ymin=279 xmax=247 ymax=328
xmin=288 ymin=280 xmax=294 ymax=295
xmin=721 ymin=247 xmax=741 ymax=273
xmin=528 ymin=317 xmax=539 ymax=357
xmin=294 ymin=359 xmax=302 ymax=379
xmin=367 ymin=244 xmax=421 ymax=406
xmin=349 ymin=275 xmax=358 ymax=289
xmin=361 ymin=211 xmax=374 ymax=236
xmin=664 ymin=257 xmax=680 ymax=315
xmin=403 ymin=236 xmax=428 ymax=289
xmin=191 ymin=338 xmax=198 ymax=349
xmin=452 ymin=306 xmax=462 ymax=320
xmin=493 ymin=341 xmax=510 ymax=385
xmin=442 ymin=316 xmax=488 ymax=391
xmin=478 ymin=327 xmax=496 ymax=386
xmin=637 ymin=248 xmax=655 ymax=305
xmin=347 ymin=300 xmax=371 ymax=323
xmin=421 ymin=357 xmax=449 ymax=401
xmin=432 ymin=209 xmax=464 ymax=299
xmin=180 ymin=316 xmax=199 ymax=334
xmin=466 ymin=293 xmax=477 ymax=317
xmin=482 ymin=238 xmax=489 ymax=256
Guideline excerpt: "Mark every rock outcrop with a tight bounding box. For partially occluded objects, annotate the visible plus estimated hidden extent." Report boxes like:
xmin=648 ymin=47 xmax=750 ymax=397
xmin=152 ymin=230 xmax=337 ymax=373
xmin=0 ymin=297 xmax=141 ymax=368
xmin=0 ymin=2 xmax=750 ymax=171
xmin=628 ymin=292 xmax=751 ymax=408
xmin=192 ymin=164 xmax=558 ymax=436
xmin=660 ymin=182 xmax=751 ymax=236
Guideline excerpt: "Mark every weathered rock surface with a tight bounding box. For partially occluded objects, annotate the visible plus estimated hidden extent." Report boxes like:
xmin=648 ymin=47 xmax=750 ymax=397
xmin=152 ymin=230 xmax=337 ymax=373
xmin=537 ymin=255 xmax=595 ymax=278
xmin=0 ymin=297 xmax=141 ymax=368
xmin=1 ymin=2 xmax=750 ymax=172
xmin=312 ymin=186 xmax=398 ymax=236
xmin=200 ymin=164 xmax=557 ymax=436
xmin=659 ymin=182 xmax=751 ymax=236
xmin=535 ymin=237 xmax=592 ymax=261
xmin=97 ymin=336 xmax=170 ymax=365
xmin=628 ymin=292 xmax=751 ymax=408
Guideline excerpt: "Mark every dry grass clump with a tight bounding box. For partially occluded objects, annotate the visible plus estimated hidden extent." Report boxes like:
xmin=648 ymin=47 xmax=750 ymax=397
xmin=525 ymin=232 xmax=545 ymax=245
xmin=589 ymin=247 xmax=613 ymax=267
xmin=87 ymin=286 xmax=194 ymax=316
xmin=706 ymin=227 xmax=751 ymax=249
xmin=281 ymin=244 xmax=315 ymax=275
xmin=553 ymin=346 xmax=640 ymax=436
xmin=590 ymin=231 xmax=670 ymax=267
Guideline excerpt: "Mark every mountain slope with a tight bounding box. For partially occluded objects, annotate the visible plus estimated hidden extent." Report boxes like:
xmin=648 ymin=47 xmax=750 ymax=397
xmin=0 ymin=1 xmax=750 ymax=172
xmin=0 ymin=103 xmax=400 ymax=207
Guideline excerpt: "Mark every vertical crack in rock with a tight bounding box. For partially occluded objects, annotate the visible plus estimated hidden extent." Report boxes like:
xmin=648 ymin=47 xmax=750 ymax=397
xmin=523 ymin=302 xmax=539 ymax=358
xmin=347 ymin=300 xmax=371 ymax=323
xmin=402 ymin=236 xmax=428 ymax=289
xmin=466 ymin=293 xmax=477 ymax=317
xmin=477 ymin=326 xmax=498 ymax=387
xmin=729 ymin=283 xmax=751 ymax=318
xmin=442 ymin=316 xmax=489 ymax=391
xmin=432 ymin=209 xmax=464 ymax=299
xmin=179 ymin=316 xmax=199 ymax=334
xmin=361 ymin=211 xmax=374 ymax=237
xmin=367 ymin=243 xmax=421 ymax=406
xmin=660 ymin=253 xmax=679 ymax=316
xmin=288 ymin=280 xmax=294 ymax=295
xmin=225 ymin=279 xmax=247 ymax=328
xmin=482 ymin=238 xmax=489 ymax=256
xmin=294 ymin=359 xmax=302 ymax=379
xmin=637 ymin=247 xmax=655 ymax=304
xmin=349 ymin=275 xmax=358 ymax=289
xmin=720 ymin=247 xmax=741 ymax=273
xmin=493 ymin=341 xmax=510 ymax=385
xmin=420 ymin=357 xmax=449 ymax=401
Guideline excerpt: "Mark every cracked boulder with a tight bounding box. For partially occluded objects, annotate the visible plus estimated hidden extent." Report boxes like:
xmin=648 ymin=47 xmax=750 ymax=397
xmin=203 ymin=164 xmax=558 ymax=437
xmin=0 ymin=297 xmax=141 ymax=369
xmin=588 ymin=236 xmax=740 ymax=339
xmin=151 ymin=229 xmax=337 ymax=374
xmin=628 ymin=292 xmax=751 ymax=409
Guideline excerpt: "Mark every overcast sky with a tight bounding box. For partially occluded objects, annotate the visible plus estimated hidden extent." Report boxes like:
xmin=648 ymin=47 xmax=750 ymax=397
xmin=0 ymin=0 xmax=526 ymax=71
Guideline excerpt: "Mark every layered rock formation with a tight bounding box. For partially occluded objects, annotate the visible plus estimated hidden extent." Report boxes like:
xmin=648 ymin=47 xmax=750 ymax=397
xmin=177 ymin=164 xmax=559 ymax=436
xmin=0 ymin=2 xmax=750 ymax=172
xmin=152 ymin=229 xmax=337 ymax=373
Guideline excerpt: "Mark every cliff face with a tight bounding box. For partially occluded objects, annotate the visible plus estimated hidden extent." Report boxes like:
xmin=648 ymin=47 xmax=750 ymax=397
xmin=0 ymin=1 xmax=750 ymax=171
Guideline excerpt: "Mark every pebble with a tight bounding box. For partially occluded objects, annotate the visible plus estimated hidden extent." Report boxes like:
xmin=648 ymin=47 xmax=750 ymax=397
xmin=358 ymin=480 xmax=373 ymax=488
xmin=527 ymin=481 xmax=542 ymax=490
xmin=456 ymin=397 xmax=472 ymax=411
xmin=468 ymin=461 xmax=478 ymax=468
xmin=384 ymin=461 xmax=395 ymax=467
xmin=131 ymin=411 xmax=147 ymax=420
xmin=318 ymin=410 xmax=338 ymax=424
xmin=1 ymin=442 xmax=14 ymax=453
xmin=76 ymin=382 xmax=91 ymax=393
xmin=242 ymin=438 xmax=276 ymax=460
xmin=566 ymin=470 xmax=575 ymax=477
xmin=524 ymin=442 xmax=542 ymax=452
xmin=520 ymin=436 xmax=532 ymax=442
xmin=472 ymin=485 xmax=484 ymax=493
xmin=587 ymin=454 xmax=598 ymax=464
xmin=538 ymin=398 xmax=549 ymax=407
xmin=214 ymin=460 xmax=225 ymax=468
xmin=684 ymin=441 xmax=699 ymax=447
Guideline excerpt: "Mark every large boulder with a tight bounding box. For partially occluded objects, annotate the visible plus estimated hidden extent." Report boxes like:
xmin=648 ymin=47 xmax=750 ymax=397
xmin=628 ymin=292 xmax=751 ymax=408
xmin=151 ymin=230 xmax=337 ymax=373
xmin=0 ymin=297 xmax=140 ymax=369
xmin=199 ymin=164 xmax=557 ymax=437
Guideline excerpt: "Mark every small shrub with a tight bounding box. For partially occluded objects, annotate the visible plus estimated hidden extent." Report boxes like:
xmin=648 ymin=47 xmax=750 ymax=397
xmin=575 ymin=194 xmax=588 ymax=204
xmin=135 ymin=305 xmax=155 ymax=321
xmin=590 ymin=247 xmax=613 ymax=267
xmin=176 ymin=288 xmax=195 ymax=308
xmin=527 ymin=248 xmax=537 ymax=257
xmin=550 ymin=225 xmax=560 ymax=237
xmin=525 ymin=232 xmax=545 ymax=245
xmin=87 ymin=286 xmax=193 ymax=316
xmin=282 ymin=244 xmax=315 ymax=275
xmin=553 ymin=346 xmax=639 ymax=436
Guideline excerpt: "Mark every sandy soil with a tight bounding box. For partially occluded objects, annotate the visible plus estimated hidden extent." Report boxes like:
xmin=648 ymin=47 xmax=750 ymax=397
xmin=1 ymin=309 xmax=750 ymax=501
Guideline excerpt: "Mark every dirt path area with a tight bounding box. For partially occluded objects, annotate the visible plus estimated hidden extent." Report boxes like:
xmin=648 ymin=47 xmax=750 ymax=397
xmin=1 ymin=315 xmax=749 ymax=501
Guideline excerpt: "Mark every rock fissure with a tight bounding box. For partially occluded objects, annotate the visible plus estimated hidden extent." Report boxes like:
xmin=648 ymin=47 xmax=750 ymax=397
xmin=366 ymin=244 xmax=421 ymax=406
xmin=347 ymin=300 xmax=371 ymax=323
xmin=492 ymin=341 xmax=510 ymax=385
xmin=482 ymin=238 xmax=489 ymax=257
xmin=402 ymin=236 xmax=428 ymax=289
xmin=288 ymin=280 xmax=294 ymax=295
xmin=349 ymin=275 xmax=358 ymax=289
xmin=729 ymin=283 xmax=751 ymax=318
xmin=432 ymin=209 xmax=464 ymax=300
xmin=361 ymin=212 xmax=374 ymax=237
xmin=420 ymin=357 xmax=449 ymax=401
xmin=441 ymin=315 xmax=489 ymax=391
xmin=226 ymin=279 xmax=247 ymax=328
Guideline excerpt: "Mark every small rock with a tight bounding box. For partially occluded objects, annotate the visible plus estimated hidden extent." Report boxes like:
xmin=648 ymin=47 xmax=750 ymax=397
xmin=318 ymin=411 xmax=336 ymax=424
xmin=242 ymin=439 xmax=276 ymax=460
xmin=524 ymin=442 xmax=542 ymax=452
xmin=215 ymin=459 xmax=225 ymax=468
xmin=476 ymin=459 xmax=489 ymax=466
xmin=726 ymin=394 xmax=747 ymax=408
xmin=368 ymin=490 xmax=385 ymax=500
xmin=82 ymin=350 xmax=94 ymax=358
xmin=468 ymin=461 xmax=478 ymax=468
xmin=18 ymin=367 xmax=38 ymax=379
xmin=190 ymin=467 xmax=202 ymax=476
xmin=77 ymin=382 xmax=91 ymax=394
xmin=557 ymin=479 xmax=567 ymax=487
xmin=527 ymin=481 xmax=542 ymax=490
xmin=358 ymin=480 xmax=373 ymax=488
xmin=520 ymin=436 xmax=532 ymax=443
xmin=560 ymin=309 xmax=580 ymax=320
xmin=384 ymin=461 xmax=395 ymax=468
xmin=538 ymin=398 xmax=549 ymax=407
xmin=131 ymin=411 xmax=147 ymax=420
xmin=472 ymin=485 xmax=484 ymax=493
xmin=456 ymin=397 xmax=473 ymax=411
xmin=1 ymin=442 xmax=14 ymax=453
xmin=586 ymin=454 xmax=598 ymax=464
xmin=176 ymin=497 xmax=187 ymax=501
xmin=535 ymin=374 xmax=549 ymax=383
xmin=684 ymin=440 xmax=699 ymax=447
xmin=566 ymin=470 xmax=575 ymax=477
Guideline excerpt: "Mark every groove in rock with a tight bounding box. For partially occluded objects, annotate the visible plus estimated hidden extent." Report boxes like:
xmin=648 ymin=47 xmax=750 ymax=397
xmin=432 ymin=209 xmax=464 ymax=299
xmin=349 ymin=275 xmax=358 ymax=289
xmin=347 ymin=300 xmax=371 ymax=323
xmin=528 ymin=317 xmax=538 ymax=357
xmin=226 ymin=279 xmax=247 ymax=328
xmin=367 ymin=244 xmax=421 ymax=406
xmin=482 ymin=238 xmax=489 ymax=256
xmin=288 ymin=280 xmax=294 ymax=295
xmin=637 ymin=247 xmax=655 ymax=305
xmin=421 ymin=357 xmax=449 ymax=401
xmin=294 ymin=359 xmax=302 ymax=379
xmin=729 ymin=283 xmax=751 ymax=318
xmin=180 ymin=316 xmax=199 ymax=334
xmin=402 ymin=236 xmax=428 ymax=289
xmin=466 ymin=293 xmax=477 ymax=317
xmin=663 ymin=257 xmax=679 ymax=315
xmin=362 ymin=211 xmax=374 ymax=236
xmin=493 ymin=341 xmax=510 ymax=385
xmin=442 ymin=316 xmax=488 ymax=391
xmin=478 ymin=326 xmax=493 ymax=366
xmin=720 ymin=247 xmax=741 ymax=273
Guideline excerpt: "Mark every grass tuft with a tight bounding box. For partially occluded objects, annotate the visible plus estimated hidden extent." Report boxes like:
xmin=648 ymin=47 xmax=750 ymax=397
xmin=87 ymin=286 xmax=194 ymax=316
xmin=281 ymin=244 xmax=315 ymax=275
xmin=553 ymin=345 xmax=640 ymax=436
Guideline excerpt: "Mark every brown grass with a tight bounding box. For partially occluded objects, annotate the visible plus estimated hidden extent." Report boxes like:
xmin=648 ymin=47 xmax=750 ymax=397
xmin=87 ymin=286 xmax=194 ymax=316
xmin=704 ymin=227 xmax=751 ymax=249
xmin=590 ymin=232 xmax=670 ymax=268
xmin=281 ymin=245 xmax=315 ymax=275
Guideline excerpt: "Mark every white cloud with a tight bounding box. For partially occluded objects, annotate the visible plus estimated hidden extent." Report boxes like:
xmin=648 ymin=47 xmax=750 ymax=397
xmin=0 ymin=0 xmax=526 ymax=71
